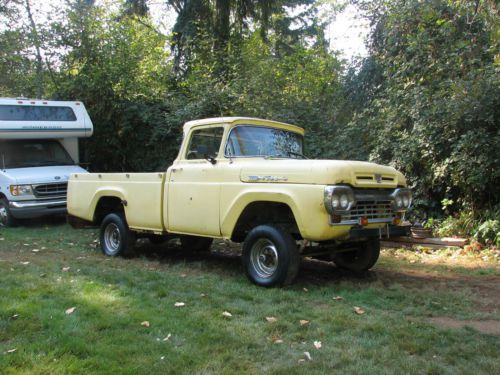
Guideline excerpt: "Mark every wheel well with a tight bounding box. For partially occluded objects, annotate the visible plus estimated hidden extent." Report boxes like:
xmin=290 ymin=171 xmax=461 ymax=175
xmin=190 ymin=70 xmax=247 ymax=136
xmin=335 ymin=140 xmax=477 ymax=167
xmin=94 ymin=196 xmax=124 ymax=225
xmin=231 ymin=201 xmax=301 ymax=242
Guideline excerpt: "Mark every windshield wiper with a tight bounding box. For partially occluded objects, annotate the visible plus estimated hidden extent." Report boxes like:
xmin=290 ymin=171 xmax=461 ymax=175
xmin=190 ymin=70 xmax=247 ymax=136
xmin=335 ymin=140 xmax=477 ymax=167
xmin=287 ymin=151 xmax=308 ymax=159
xmin=265 ymin=152 xmax=308 ymax=159
xmin=37 ymin=161 xmax=74 ymax=166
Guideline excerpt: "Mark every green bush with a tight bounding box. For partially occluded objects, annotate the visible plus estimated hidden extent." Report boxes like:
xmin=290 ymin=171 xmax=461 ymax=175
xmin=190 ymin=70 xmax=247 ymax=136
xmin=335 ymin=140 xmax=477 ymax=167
xmin=474 ymin=220 xmax=500 ymax=247
xmin=435 ymin=207 xmax=500 ymax=246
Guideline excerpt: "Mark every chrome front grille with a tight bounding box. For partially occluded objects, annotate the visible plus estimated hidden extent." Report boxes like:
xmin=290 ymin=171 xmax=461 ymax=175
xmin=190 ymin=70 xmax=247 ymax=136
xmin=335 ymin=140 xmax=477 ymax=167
xmin=33 ymin=183 xmax=68 ymax=198
xmin=340 ymin=200 xmax=394 ymax=224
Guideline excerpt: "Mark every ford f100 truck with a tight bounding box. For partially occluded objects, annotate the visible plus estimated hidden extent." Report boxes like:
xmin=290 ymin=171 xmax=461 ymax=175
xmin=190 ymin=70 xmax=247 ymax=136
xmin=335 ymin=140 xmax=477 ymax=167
xmin=67 ymin=117 xmax=411 ymax=286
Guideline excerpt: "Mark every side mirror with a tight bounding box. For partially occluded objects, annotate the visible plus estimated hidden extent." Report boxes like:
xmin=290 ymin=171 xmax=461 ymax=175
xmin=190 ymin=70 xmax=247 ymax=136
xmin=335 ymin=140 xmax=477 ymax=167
xmin=205 ymin=154 xmax=217 ymax=165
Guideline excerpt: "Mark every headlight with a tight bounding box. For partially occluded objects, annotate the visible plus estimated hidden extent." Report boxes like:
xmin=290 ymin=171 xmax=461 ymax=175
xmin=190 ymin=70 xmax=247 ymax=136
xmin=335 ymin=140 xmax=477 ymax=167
xmin=391 ymin=188 xmax=412 ymax=212
xmin=324 ymin=186 xmax=355 ymax=214
xmin=10 ymin=184 xmax=33 ymax=196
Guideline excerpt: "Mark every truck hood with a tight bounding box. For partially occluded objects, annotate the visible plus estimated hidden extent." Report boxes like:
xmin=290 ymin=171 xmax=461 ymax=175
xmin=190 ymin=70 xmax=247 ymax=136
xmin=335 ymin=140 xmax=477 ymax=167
xmin=2 ymin=165 xmax=88 ymax=185
xmin=240 ymin=159 xmax=406 ymax=188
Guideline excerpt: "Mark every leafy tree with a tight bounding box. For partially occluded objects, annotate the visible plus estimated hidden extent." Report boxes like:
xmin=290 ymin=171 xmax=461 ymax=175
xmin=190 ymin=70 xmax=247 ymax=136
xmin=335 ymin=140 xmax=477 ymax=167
xmin=345 ymin=0 xmax=499 ymax=213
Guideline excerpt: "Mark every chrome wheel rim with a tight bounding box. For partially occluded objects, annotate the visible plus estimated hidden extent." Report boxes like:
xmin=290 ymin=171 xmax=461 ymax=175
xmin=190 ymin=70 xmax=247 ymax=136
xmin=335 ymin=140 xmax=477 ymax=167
xmin=250 ymin=238 xmax=278 ymax=278
xmin=0 ymin=205 xmax=8 ymax=226
xmin=104 ymin=223 xmax=121 ymax=255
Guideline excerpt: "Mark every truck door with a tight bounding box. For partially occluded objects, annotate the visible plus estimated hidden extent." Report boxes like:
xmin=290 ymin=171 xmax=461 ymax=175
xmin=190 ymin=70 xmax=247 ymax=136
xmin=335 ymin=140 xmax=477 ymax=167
xmin=166 ymin=126 xmax=224 ymax=236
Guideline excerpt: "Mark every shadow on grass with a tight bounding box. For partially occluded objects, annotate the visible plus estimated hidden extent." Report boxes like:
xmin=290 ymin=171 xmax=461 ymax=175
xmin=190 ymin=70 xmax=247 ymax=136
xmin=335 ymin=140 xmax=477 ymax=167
xmin=11 ymin=215 xmax=67 ymax=228
xmin=130 ymin=240 xmax=377 ymax=288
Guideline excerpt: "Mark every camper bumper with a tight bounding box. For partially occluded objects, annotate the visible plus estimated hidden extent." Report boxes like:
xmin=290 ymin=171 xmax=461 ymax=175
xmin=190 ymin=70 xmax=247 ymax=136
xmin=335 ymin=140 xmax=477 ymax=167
xmin=9 ymin=199 xmax=67 ymax=218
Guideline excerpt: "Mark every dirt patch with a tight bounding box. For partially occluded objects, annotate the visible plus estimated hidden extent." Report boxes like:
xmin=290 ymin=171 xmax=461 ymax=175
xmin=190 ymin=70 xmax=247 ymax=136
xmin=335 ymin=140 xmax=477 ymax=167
xmin=428 ymin=317 xmax=500 ymax=335
xmin=374 ymin=268 xmax=500 ymax=314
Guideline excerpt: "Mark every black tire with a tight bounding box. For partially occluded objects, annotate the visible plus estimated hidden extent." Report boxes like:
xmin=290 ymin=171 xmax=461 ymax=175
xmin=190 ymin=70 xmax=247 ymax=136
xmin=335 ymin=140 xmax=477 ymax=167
xmin=333 ymin=240 xmax=380 ymax=272
xmin=180 ymin=235 xmax=213 ymax=253
xmin=99 ymin=213 xmax=136 ymax=257
xmin=0 ymin=197 xmax=17 ymax=227
xmin=242 ymin=225 xmax=300 ymax=287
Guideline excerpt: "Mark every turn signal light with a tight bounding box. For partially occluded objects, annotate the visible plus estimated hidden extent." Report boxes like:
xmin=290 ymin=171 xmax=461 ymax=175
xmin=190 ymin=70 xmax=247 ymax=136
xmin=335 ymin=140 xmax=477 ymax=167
xmin=359 ymin=217 xmax=369 ymax=226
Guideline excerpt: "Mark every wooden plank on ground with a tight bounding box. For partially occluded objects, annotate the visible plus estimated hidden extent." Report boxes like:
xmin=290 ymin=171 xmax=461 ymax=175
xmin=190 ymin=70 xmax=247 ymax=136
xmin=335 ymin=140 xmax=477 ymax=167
xmin=388 ymin=236 xmax=467 ymax=247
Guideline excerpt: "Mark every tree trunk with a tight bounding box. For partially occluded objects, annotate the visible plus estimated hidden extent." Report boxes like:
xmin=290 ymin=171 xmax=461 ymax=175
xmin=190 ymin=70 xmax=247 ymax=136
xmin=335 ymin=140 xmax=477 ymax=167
xmin=214 ymin=0 xmax=230 ymax=50
xmin=24 ymin=0 xmax=43 ymax=99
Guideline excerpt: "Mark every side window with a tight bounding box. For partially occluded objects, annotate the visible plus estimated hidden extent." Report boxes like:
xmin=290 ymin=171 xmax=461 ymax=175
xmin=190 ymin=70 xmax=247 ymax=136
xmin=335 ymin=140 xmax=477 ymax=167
xmin=185 ymin=127 xmax=224 ymax=160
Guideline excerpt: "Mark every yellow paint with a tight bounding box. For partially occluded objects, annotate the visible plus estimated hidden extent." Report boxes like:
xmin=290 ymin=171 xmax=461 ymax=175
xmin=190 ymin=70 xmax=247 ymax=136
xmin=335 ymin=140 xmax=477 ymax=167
xmin=68 ymin=117 xmax=408 ymax=242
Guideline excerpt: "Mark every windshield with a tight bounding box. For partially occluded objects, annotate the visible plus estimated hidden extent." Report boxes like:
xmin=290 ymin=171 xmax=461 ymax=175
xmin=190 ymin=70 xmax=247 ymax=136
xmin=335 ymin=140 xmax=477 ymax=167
xmin=225 ymin=125 xmax=304 ymax=158
xmin=0 ymin=140 xmax=75 ymax=168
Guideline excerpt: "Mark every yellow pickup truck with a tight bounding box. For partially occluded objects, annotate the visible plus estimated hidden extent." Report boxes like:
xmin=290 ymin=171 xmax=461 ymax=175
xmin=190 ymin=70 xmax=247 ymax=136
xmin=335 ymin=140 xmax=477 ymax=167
xmin=68 ymin=117 xmax=411 ymax=286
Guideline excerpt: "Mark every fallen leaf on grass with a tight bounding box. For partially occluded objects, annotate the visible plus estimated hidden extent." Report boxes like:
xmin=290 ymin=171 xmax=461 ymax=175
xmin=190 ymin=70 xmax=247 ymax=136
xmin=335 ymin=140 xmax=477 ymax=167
xmin=222 ymin=311 xmax=232 ymax=318
xmin=332 ymin=296 xmax=344 ymax=301
xmin=141 ymin=321 xmax=150 ymax=328
xmin=353 ymin=306 xmax=365 ymax=315
xmin=174 ymin=302 xmax=185 ymax=308
xmin=6 ymin=348 xmax=17 ymax=354
xmin=304 ymin=351 xmax=312 ymax=361
xmin=271 ymin=334 xmax=282 ymax=344
xmin=65 ymin=307 xmax=76 ymax=315
xmin=163 ymin=334 xmax=171 ymax=341
xmin=265 ymin=316 xmax=277 ymax=323
xmin=313 ymin=341 xmax=322 ymax=349
xmin=299 ymin=320 xmax=310 ymax=326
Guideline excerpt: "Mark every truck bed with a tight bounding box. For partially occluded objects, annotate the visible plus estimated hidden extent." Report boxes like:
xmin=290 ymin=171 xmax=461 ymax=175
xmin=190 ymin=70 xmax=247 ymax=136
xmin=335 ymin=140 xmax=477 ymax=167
xmin=67 ymin=173 xmax=166 ymax=232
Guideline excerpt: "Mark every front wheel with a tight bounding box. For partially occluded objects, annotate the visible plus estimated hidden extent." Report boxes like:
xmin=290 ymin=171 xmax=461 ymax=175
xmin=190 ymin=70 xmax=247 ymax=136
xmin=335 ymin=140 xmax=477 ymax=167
xmin=333 ymin=240 xmax=380 ymax=272
xmin=0 ymin=198 xmax=17 ymax=227
xmin=242 ymin=225 xmax=300 ymax=287
xmin=100 ymin=213 xmax=136 ymax=256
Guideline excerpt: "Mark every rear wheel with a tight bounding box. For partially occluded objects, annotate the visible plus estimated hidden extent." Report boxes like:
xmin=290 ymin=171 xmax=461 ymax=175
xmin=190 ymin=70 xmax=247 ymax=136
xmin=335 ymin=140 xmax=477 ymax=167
xmin=0 ymin=198 xmax=17 ymax=227
xmin=242 ymin=225 xmax=300 ymax=287
xmin=100 ymin=213 xmax=136 ymax=256
xmin=333 ymin=240 xmax=380 ymax=272
xmin=180 ymin=235 xmax=213 ymax=253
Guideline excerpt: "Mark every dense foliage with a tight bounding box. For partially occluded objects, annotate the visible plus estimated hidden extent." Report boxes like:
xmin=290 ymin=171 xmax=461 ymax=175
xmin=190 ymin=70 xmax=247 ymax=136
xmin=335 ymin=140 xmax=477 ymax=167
xmin=345 ymin=0 xmax=499 ymax=216
xmin=0 ymin=0 xmax=498 ymax=228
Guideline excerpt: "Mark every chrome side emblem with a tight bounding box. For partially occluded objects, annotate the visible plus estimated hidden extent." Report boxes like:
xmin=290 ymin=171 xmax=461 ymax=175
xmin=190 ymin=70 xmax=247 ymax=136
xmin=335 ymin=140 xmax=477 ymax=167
xmin=54 ymin=176 xmax=61 ymax=180
xmin=374 ymin=174 xmax=382 ymax=183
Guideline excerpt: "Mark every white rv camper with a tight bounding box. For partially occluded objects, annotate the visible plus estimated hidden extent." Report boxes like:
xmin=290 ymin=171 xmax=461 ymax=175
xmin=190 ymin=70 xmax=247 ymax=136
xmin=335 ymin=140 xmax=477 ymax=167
xmin=0 ymin=98 xmax=93 ymax=226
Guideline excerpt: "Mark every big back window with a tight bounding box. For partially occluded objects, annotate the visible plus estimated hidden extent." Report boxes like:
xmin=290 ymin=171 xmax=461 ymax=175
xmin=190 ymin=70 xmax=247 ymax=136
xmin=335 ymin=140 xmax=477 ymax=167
xmin=0 ymin=105 xmax=77 ymax=122
xmin=186 ymin=127 xmax=224 ymax=160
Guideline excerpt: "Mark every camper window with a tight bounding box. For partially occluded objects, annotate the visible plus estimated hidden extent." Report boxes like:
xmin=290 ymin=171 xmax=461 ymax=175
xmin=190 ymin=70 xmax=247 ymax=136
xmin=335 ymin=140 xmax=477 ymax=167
xmin=0 ymin=105 xmax=77 ymax=122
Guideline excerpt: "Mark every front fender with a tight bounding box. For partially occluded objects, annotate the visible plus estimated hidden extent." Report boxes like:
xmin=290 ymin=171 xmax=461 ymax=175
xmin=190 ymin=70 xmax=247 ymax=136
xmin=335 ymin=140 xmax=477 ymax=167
xmin=220 ymin=184 xmax=327 ymax=239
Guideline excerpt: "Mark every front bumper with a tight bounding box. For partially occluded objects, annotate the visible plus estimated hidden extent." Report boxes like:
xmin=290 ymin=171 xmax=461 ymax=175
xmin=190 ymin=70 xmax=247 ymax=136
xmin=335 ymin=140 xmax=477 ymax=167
xmin=349 ymin=224 xmax=410 ymax=240
xmin=9 ymin=199 xmax=67 ymax=219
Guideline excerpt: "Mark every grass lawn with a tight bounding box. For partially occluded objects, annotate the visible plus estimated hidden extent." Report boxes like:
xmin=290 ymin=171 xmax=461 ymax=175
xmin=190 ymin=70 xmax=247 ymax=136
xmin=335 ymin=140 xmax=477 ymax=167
xmin=1 ymin=219 xmax=499 ymax=374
